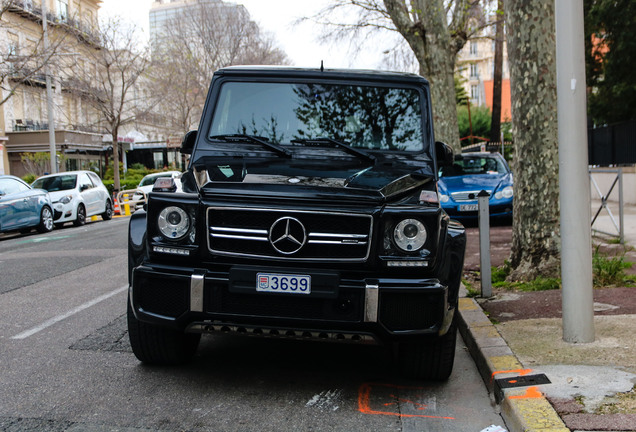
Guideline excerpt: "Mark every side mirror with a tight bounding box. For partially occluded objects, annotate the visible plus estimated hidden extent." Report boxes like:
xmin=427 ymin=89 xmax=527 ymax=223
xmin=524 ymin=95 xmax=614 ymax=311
xmin=180 ymin=130 xmax=197 ymax=155
xmin=435 ymin=141 xmax=454 ymax=167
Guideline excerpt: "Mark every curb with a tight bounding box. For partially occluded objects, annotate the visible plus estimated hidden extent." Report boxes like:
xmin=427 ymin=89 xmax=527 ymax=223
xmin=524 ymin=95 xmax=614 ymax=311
xmin=457 ymin=296 xmax=570 ymax=432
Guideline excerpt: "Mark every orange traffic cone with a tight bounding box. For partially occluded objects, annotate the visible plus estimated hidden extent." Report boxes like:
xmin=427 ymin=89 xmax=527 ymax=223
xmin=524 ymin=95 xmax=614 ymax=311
xmin=114 ymin=199 xmax=120 ymax=215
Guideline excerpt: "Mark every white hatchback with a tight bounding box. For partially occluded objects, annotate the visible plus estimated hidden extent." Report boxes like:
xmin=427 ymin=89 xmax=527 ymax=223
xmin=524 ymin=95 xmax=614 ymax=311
xmin=131 ymin=171 xmax=182 ymax=206
xmin=32 ymin=170 xmax=113 ymax=227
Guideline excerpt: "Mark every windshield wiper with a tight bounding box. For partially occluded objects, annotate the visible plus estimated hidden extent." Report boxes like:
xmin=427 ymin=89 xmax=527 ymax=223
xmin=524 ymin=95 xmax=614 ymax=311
xmin=290 ymin=137 xmax=375 ymax=164
xmin=210 ymin=134 xmax=292 ymax=158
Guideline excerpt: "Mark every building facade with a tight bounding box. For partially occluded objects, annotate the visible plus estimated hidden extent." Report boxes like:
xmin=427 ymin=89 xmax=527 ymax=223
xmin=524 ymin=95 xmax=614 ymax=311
xmin=455 ymin=23 xmax=512 ymax=124
xmin=0 ymin=0 xmax=107 ymax=177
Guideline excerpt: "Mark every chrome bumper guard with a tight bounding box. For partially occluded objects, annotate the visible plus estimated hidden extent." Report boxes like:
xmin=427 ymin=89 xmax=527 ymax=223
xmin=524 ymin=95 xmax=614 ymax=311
xmin=186 ymin=322 xmax=378 ymax=344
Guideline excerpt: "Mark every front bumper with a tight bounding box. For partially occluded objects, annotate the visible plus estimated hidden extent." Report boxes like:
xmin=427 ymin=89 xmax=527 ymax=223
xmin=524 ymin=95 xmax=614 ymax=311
xmin=442 ymin=201 xmax=513 ymax=220
xmin=130 ymin=263 xmax=453 ymax=344
xmin=52 ymin=202 xmax=75 ymax=222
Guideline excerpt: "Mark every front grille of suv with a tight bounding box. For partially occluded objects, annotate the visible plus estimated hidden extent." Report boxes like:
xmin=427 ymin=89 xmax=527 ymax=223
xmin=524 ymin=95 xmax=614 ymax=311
xmin=207 ymin=207 xmax=373 ymax=262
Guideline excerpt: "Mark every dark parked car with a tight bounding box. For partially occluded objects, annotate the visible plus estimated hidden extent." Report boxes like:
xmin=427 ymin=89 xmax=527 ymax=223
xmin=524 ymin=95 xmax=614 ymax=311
xmin=0 ymin=175 xmax=53 ymax=234
xmin=438 ymin=152 xmax=513 ymax=221
xmin=127 ymin=67 xmax=466 ymax=380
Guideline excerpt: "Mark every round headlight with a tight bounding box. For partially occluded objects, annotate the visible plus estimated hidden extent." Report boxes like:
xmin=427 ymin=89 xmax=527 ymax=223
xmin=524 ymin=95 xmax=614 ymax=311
xmin=439 ymin=194 xmax=449 ymax=203
xmin=158 ymin=206 xmax=190 ymax=239
xmin=393 ymin=219 xmax=427 ymax=252
xmin=495 ymin=186 xmax=514 ymax=200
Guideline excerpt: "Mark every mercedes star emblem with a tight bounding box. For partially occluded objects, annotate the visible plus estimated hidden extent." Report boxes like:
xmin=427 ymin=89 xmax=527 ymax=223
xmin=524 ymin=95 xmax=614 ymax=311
xmin=269 ymin=216 xmax=307 ymax=255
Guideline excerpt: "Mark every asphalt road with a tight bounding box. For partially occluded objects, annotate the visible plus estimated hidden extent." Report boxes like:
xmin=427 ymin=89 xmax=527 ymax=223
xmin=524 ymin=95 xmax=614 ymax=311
xmin=0 ymin=218 xmax=506 ymax=431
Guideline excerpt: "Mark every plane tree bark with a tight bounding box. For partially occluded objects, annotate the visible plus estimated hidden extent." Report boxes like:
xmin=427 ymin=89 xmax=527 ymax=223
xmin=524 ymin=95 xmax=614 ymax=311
xmin=504 ymin=0 xmax=560 ymax=280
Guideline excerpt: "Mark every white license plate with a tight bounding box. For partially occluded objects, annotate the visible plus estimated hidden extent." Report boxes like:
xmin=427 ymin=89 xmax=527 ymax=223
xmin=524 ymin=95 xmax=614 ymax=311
xmin=257 ymin=273 xmax=311 ymax=294
xmin=459 ymin=203 xmax=479 ymax=211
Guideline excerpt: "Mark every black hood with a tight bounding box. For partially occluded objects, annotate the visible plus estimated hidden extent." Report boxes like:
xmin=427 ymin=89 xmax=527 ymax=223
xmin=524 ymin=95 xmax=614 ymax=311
xmin=191 ymin=154 xmax=435 ymax=204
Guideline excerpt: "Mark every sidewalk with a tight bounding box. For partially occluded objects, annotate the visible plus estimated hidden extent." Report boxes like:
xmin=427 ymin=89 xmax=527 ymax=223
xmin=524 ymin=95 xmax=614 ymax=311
xmin=458 ymin=204 xmax=636 ymax=432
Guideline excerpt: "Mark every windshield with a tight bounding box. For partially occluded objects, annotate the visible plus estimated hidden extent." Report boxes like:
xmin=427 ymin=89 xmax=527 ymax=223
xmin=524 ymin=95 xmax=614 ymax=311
xmin=32 ymin=174 xmax=78 ymax=192
xmin=208 ymin=82 xmax=426 ymax=152
xmin=439 ymin=156 xmax=508 ymax=177
xmin=140 ymin=174 xmax=171 ymax=187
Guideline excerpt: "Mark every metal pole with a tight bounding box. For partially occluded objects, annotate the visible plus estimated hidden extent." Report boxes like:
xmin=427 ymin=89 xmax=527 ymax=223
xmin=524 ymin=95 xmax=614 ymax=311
xmin=619 ymin=168 xmax=624 ymax=244
xmin=42 ymin=0 xmax=57 ymax=173
xmin=478 ymin=190 xmax=492 ymax=297
xmin=555 ymin=0 xmax=595 ymax=343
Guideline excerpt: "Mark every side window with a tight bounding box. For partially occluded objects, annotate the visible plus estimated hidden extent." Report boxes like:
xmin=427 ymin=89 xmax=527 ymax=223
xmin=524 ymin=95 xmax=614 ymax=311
xmin=87 ymin=172 xmax=101 ymax=186
xmin=79 ymin=173 xmax=93 ymax=190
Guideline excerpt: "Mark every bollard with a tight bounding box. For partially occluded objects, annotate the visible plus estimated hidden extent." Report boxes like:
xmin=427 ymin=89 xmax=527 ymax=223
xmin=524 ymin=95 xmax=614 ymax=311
xmin=478 ymin=190 xmax=492 ymax=297
xmin=123 ymin=193 xmax=131 ymax=216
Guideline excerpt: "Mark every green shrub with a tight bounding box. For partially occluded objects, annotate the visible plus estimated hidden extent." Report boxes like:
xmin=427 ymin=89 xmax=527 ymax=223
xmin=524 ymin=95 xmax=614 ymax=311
xmin=22 ymin=174 xmax=36 ymax=184
xmin=492 ymin=261 xmax=511 ymax=284
xmin=102 ymin=179 xmax=141 ymax=195
xmin=593 ymin=249 xmax=633 ymax=287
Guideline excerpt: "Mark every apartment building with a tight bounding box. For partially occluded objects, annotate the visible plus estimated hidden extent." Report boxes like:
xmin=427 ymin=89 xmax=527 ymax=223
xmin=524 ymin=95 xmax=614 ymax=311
xmin=0 ymin=0 xmax=107 ymax=176
xmin=455 ymin=25 xmax=512 ymax=124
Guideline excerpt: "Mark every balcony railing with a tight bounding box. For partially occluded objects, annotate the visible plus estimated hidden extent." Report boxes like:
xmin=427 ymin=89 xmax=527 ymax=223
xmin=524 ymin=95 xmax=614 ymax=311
xmin=7 ymin=0 xmax=101 ymax=47
xmin=12 ymin=119 xmax=48 ymax=132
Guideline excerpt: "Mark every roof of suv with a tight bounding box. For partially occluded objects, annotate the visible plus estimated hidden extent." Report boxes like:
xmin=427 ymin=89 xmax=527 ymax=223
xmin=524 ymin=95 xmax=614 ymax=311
xmin=214 ymin=66 xmax=429 ymax=85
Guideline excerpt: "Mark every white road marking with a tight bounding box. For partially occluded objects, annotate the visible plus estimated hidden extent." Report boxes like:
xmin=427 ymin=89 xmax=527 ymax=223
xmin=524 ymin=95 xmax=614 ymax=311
xmin=11 ymin=285 xmax=128 ymax=340
xmin=305 ymin=389 xmax=343 ymax=412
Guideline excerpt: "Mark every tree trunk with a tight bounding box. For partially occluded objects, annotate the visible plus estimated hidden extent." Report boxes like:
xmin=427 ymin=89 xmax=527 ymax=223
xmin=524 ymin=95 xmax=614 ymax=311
xmin=505 ymin=0 xmax=561 ymax=281
xmin=489 ymin=0 xmax=504 ymax=143
xmin=112 ymin=126 xmax=120 ymax=194
xmin=383 ymin=0 xmax=461 ymax=154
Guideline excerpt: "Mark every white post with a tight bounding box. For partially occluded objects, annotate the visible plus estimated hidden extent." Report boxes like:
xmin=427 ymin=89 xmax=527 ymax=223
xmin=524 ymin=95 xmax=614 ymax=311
xmin=42 ymin=0 xmax=57 ymax=173
xmin=478 ymin=190 xmax=492 ymax=298
xmin=555 ymin=0 xmax=595 ymax=342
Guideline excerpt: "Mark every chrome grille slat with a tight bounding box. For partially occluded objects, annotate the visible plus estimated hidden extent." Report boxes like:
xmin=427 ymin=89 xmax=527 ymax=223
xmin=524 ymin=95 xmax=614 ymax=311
xmin=451 ymin=190 xmax=492 ymax=202
xmin=206 ymin=206 xmax=373 ymax=262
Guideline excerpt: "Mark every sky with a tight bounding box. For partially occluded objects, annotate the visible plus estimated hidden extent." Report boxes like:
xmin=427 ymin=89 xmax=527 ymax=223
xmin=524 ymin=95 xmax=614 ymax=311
xmin=99 ymin=0 xmax=389 ymax=69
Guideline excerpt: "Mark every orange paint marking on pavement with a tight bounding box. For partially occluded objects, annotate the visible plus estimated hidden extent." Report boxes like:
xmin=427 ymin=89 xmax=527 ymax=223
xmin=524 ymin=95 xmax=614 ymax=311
xmin=491 ymin=368 xmax=533 ymax=382
xmin=357 ymin=383 xmax=455 ymax=420
xmin=508 ymin=386 xmax=543 ymax=399
xmin=492 ymin=368 xmax=533 ymax=377
xmin=383 ymin=394 xmax=428 ymax=410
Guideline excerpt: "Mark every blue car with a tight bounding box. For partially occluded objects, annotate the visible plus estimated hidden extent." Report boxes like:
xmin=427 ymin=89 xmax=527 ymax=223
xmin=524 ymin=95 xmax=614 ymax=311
xmin=0 ymin=175 xmax=54 ymax=234
xmin=438 ymin=152 xmax=513 ymax=221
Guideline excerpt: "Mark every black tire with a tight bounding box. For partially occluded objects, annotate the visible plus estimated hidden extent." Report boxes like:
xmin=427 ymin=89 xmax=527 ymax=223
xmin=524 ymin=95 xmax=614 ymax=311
xmin=127 ymin=299 xmax=200 ymax=365
xmin=73 ymin=204 xmax=86 ymax=227
xmin=36 ymin=206 xmax=54 ymax=233
xmin=102 ymin=199 xmax=113 ymax=221
xmin=397 ymin=315 xmax=457 ymax=381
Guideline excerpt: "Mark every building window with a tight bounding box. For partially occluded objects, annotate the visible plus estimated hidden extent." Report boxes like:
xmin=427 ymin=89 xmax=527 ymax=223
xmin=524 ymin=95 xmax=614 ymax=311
xmin=470 ymin=63 xmax=478 ymax=78
xmin=57 ymin=0 xmax=69 ymax=22
xmin=8 ymin=33 xmax=19 ymax=57
xmin=470 ymin=41 xmax=478 ymax=56
xmin=471 ymin=85 xmax=480 ymax=105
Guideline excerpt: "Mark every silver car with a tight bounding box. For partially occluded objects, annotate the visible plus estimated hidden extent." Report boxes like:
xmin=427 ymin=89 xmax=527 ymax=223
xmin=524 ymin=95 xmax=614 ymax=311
xmin=32 ymin=171 xmax=113 ymax=228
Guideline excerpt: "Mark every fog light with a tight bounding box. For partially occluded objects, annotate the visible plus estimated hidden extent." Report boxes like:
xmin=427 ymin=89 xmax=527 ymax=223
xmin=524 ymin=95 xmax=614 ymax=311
xmin=153 ymin=246 xmax=190 ymax=256
xmin=386 ymin=260 xmax=429 ymax=267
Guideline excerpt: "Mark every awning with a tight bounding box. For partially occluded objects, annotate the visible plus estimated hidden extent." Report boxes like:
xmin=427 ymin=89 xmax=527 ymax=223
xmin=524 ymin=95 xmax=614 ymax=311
xmin=5 ymin=130 xmax=105 ymax=153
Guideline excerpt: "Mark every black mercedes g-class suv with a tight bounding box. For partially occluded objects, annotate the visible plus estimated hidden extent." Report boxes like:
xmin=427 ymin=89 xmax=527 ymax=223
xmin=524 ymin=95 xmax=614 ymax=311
xmin=127 ymin=66 xmax=466 ymax=380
